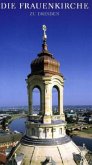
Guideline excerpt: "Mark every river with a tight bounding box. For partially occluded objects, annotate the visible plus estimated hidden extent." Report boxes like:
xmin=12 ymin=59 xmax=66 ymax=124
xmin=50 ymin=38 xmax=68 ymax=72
xmin=9 ymin=118 xmax=92 ymax=151
xmin=9 ymin=118 xmax=26 ymax=133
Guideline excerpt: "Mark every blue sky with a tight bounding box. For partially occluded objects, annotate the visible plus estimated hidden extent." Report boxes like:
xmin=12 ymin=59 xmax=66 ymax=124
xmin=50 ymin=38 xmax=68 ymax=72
xmin=0 ymin=0 xmax=92 ymax=106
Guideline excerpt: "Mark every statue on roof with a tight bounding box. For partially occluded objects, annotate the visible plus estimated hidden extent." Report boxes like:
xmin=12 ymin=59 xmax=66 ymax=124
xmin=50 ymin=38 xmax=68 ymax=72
xmin=42 ymin=25 xmax=47 ymax=41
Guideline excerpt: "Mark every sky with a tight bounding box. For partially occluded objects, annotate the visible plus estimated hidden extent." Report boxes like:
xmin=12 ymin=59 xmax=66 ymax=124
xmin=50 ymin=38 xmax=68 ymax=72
xmin=0 ymin=0 xmax=92 ymax=106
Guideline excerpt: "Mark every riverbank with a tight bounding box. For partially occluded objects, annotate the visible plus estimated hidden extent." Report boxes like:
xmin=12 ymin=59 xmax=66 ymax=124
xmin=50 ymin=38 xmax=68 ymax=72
xmin=9 ymin=118 xmax=26 ymax=133
xmin=0 ymin=132 xmax=22 ymax=143
xmin=71 ymin=128 xmax=92 ymax=139
xmin=8 ymin=114 xmax=27 ymax=124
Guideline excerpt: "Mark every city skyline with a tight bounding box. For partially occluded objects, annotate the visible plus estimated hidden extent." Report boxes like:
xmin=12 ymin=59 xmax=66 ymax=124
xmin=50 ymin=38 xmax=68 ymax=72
xmin=0 ymin=0 xmax=92 ymax=106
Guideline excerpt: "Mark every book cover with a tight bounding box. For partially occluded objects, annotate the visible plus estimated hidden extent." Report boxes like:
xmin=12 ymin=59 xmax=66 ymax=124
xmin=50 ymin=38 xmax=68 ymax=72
xmin=0 ymin=0 xmax=92 ymax=162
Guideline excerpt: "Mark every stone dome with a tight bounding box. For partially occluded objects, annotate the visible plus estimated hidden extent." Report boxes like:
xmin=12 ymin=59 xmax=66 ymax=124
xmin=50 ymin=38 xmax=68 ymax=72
xmin=30 ymin=41 xmax=62 ymax=77
xmin=13 ymin=138 xmax=88 ymax=165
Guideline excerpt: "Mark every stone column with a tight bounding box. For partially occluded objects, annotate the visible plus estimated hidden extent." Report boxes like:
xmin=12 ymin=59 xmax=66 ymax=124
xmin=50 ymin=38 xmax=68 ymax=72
xmin=43 ymin=82 xmax=52 ymax=124
xmin=44 ymin=83 xmax=52 ymax=115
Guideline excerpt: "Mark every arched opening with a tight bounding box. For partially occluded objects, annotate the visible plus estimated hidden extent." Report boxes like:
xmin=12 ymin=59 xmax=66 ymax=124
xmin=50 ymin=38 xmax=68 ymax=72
xmin=52 ymin=86 xmax=60 ymax=115
xmin=32 ymin=87 xmax=41 ymax=115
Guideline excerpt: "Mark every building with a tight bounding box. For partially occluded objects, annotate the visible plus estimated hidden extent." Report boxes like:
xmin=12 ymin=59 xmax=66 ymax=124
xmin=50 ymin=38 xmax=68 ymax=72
xmin=65 ymin=110 xmax=78 ymax=123
xmin=9 ymin=26 xmax=88 ymax=165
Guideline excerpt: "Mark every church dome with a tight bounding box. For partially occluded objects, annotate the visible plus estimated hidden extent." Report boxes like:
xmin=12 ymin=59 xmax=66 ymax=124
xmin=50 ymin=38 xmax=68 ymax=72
xmin=31 ymin=49 xmax=60 ymax=76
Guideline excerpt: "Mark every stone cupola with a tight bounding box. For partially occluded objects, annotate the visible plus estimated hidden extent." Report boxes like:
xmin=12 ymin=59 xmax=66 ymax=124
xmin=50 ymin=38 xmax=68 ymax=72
xmin=26 ymin=24 xmax=65 ymax=136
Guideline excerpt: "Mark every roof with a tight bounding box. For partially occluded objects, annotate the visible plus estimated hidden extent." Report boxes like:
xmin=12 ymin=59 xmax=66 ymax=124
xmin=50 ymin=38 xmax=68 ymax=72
xmin=0 ymin=153 xmax=6 ymax=164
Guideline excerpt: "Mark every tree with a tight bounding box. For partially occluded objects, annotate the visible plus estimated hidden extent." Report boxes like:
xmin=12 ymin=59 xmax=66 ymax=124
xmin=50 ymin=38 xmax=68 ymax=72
xmin=1 ymin=118 xmax=6 ymax=130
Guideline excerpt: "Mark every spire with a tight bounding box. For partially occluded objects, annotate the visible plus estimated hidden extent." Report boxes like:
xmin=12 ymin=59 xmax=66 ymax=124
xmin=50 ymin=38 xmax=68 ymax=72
xmin=38 ymin=25 xmax=52 ymax=57
xmin=42 ymin=25 xmax=48 ymax=51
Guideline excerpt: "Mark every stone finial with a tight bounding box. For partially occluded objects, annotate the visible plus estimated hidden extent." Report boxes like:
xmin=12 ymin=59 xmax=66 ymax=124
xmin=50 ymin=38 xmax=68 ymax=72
xmin=42 ymin=25 xmax=47 ymax=41
xmin=42 ymin=25 xmax=48 ymax=51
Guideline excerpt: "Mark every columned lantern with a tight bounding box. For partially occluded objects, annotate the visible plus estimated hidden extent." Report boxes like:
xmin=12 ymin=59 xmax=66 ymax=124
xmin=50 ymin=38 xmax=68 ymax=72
xmin=16 ymin=26 xmax=88 ymax=165
xmin=25 ymin=25 xmax=66 ymax=140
